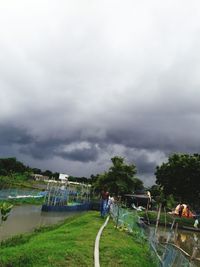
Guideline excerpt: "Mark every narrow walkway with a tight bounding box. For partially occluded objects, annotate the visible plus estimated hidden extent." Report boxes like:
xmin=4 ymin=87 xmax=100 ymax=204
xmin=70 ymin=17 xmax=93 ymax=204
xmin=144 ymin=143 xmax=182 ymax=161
xmin=94 ymin=216 xmax=110 ymax=267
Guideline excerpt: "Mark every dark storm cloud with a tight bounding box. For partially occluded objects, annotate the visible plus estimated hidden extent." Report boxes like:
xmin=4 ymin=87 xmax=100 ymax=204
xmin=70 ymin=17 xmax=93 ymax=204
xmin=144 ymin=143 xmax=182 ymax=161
xmin=0 ymin=124 xmax=33 ymax=145
xmin=1 ymin=1 xmax=200 ymax=185
xmin=132 ymin=154 xmax=157 ymax=175
xmin=105 ymin=126 xmax=200 ymax=153
xmin=19 ymin=142 xmax=56 ymax=160
xmin=56 ymin=145 xmax=99 ymax=162
xmin=19 ymin=140 xmax=98 ymax=162
xmin=19 ymin=135 xmax=99 ymax=162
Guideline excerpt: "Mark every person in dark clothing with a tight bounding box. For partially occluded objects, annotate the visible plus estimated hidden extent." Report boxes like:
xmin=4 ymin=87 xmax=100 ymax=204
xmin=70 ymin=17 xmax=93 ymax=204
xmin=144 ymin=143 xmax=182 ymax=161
xmin=178 ymin=204 xmax=184 ymax=217
xmin=100 ymin=187 xmax=109 ymax=217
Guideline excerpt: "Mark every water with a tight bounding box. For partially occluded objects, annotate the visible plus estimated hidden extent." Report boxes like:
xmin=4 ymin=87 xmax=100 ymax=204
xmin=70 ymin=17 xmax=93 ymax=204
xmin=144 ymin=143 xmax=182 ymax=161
xmin=154 ymin=227 xmax=200 ymax=257
xmin=153 ymin=226 xmax=200 ymax=266
xmin=0 ymin=205 xmax=80 ymax=241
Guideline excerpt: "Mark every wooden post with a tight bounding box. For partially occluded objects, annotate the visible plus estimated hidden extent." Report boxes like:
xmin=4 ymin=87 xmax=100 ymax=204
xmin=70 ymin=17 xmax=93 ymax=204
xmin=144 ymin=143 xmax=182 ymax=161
xmin=191 ymin=247 xmax=198 ymax=261
xmin=166 ymin=219 xmax=176 ymax=243
xmin=155 ymin=203 xmax=162 ymax=235
xmin=164 ymin=207 xmax=167 ymax=230
xmin=116 ymin=204 xmax=120 ymax=228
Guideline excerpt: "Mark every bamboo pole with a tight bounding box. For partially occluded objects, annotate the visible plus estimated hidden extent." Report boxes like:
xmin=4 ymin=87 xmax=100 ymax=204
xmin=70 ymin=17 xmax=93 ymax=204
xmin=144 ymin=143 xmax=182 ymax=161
xmin=166 ymin=218 xmax=176 ymax=243
xmin=145 ymin=197 xmax=150 ymax=225
xmin=191 ymin=246 xmax=198 ymax=261
xmin=155 ymin=203 xmax=162 ymax=235
xmin=116 ymin=204 xmax=120 ymax=228
xmin=164 ymin=207 xmax=167 ymax=230
xmin=163 ymin=242 xmax=191 ymax=258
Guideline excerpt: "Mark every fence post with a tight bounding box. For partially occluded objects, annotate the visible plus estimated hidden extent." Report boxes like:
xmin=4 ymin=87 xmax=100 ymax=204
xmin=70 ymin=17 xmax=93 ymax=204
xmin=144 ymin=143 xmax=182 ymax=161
xmin=116 ymin=204 xmax=120 ymax=228
xmin=155 ymin=203 xmax=162 ymax=235
xmin=191 ymin=246 xmax=198 ymax=261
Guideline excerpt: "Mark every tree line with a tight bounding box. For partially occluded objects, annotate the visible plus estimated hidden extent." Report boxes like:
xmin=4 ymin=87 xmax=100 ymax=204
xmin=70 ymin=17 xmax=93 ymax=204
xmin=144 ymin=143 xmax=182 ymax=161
xmin=1 ymin=154 xmax=200 ymax=209
xmin=0 ymin=157 xmax=89 ymax=182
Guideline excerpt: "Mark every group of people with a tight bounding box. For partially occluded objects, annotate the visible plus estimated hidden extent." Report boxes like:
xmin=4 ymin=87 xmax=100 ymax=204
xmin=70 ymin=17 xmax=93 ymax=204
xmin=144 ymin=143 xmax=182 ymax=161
xmin=175 ymin=203 xmax=193 ymax=218
xmin=100 ymin=187 xmax=114 ymax=217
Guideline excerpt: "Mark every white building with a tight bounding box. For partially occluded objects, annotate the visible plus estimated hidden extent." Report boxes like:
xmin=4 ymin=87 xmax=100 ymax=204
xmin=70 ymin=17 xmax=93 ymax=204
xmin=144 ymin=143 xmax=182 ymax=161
xmin=59 ymin=173 xmax=69 ymax=183
xmin=31 ymin=174 xmax=49 ymax=182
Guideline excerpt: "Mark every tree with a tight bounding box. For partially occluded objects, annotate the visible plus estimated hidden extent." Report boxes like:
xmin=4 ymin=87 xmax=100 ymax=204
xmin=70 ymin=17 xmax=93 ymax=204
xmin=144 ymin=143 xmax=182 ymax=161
xmin=0 ymin=158 xmax=27 ymax=175
xmin=31 ymin=168 xmax=42 ymax=174
xmin=155 ymin=153 xmax=200 ymax=208
xmin=52 ymin=172 xmax=59 ymax=180
xmin=0 ymin=202 xmax=13 ymax=225
xmin=42 ymin=170 xmax=52 ymax=177
xmin=94 ymin=156 xmax=143 ymax=196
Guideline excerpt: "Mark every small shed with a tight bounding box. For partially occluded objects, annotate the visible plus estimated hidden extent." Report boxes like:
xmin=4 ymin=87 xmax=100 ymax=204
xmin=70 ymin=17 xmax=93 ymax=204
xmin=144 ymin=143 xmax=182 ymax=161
xmin=124 ymin=193 xmax=151 ymax=208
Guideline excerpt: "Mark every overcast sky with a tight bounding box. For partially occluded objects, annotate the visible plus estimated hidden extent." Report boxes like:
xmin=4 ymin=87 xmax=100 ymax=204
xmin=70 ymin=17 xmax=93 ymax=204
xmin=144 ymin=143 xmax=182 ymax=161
xmin=1 ymin=1 xmax=200 ymax=185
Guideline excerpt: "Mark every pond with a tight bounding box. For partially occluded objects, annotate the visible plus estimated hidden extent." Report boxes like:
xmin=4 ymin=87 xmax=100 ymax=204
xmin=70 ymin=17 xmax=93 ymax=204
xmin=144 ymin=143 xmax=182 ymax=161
xmin=0 ymin=205 xmax=80 ymax=241
xmin=152 ymin=226 xmax=200 ymax=266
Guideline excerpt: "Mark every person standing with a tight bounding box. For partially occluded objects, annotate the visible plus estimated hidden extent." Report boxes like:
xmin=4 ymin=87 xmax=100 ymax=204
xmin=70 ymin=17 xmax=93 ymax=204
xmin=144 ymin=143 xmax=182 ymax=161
xmin=100 ymin=187 xmax=109 ymax=217
xmin=178 ymin=204 xmax=184 ymax=218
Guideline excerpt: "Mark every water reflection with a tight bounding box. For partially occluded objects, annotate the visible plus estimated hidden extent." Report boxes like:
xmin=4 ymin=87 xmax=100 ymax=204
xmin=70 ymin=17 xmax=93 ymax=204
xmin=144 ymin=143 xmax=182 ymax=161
xmin=0 ymin=205 xmax=80 ymax=241
xmin=154 ymin=226 xmax=200 ymax=261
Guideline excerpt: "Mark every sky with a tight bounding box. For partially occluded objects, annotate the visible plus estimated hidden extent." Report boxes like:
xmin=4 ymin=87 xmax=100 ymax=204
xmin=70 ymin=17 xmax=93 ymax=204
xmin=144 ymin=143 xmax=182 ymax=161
xmin=1 ymin=1 xmax=200 ymax=186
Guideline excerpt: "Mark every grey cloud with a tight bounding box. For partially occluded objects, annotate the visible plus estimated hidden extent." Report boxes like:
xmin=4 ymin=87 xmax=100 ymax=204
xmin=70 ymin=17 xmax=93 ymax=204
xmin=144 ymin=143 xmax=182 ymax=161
xmin=133 ymin=155 xmax=157 ymax=175
xmin=19 ymin=135 xmax=100 ymax=162
xmin=56 ymin=145 xmax=99 ymax=162
xmin=0 ymin=124 xmax=33 ymax=145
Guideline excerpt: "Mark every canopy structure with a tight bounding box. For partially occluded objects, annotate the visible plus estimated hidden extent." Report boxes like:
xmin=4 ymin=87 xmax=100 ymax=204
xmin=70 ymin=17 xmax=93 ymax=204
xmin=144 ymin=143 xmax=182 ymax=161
xmin=174 ymin=204 xmax=195 ymax=218
xmin=124 ymin=193 xmax=151 ymax=208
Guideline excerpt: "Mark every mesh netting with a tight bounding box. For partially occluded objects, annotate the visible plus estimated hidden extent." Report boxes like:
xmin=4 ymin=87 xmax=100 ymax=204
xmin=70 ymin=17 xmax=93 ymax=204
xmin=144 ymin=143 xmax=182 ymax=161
xmin=110 ymin=203 xmax=140 ymax=230
xmin=110 ymin=203 xmax=198 ymax=267
xmin=148 ymin=223 xmax=197 ymax=267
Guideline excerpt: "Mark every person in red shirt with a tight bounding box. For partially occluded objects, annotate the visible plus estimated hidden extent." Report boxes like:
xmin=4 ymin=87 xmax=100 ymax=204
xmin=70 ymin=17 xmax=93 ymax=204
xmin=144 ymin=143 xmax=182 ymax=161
xmin=100 ymin=186 xmax=109 ymax=217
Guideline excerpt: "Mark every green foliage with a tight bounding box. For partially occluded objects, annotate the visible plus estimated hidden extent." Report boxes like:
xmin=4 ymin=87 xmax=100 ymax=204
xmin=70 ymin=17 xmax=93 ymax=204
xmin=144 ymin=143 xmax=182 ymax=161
xmin=166 ymin=194 xmax=176 ymax=210
xmin=52 ymin=172 xmax=59 ymax=180
xmin=0 ymin=176 xmax=10 ymax=188
xmin=42 ymin=169 xmax=52 ymax=177
xmin=0 ymin=158 xmax=27 ymax=176
xmin=0 ymin=173 xmax=33 ymax=189
xmin=0 ymin=202 xmax=13 ymax=224
xmin=155 ymin=153 xmax=200 ymax=208
xmin=149 ymin=185 xmax=166 ymax=206
xmin=31 ymin=168 xmax=42 ymax=174
xmin=93 ymin=156 xmax=143 ymax=196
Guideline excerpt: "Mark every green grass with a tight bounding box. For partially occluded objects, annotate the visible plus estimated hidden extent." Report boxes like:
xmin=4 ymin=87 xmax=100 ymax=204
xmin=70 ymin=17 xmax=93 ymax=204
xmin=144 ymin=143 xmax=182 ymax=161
xmin=0 ymin=174 xmax=46 ymax=190
xmin=0 ymin=212 xmax=156 ymax=267
xmin=100 ymin=220 xmax=157 ymax=267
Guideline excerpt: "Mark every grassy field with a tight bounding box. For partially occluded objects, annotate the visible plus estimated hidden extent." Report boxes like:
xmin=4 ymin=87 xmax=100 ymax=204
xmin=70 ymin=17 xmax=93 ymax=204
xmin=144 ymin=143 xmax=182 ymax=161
xmin=0 ymin=211 xmax=156 ymax=267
